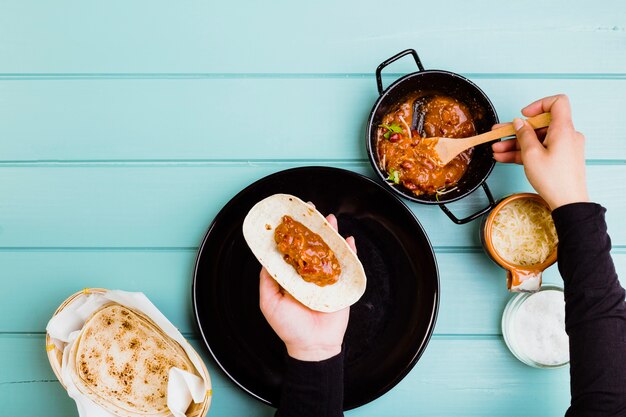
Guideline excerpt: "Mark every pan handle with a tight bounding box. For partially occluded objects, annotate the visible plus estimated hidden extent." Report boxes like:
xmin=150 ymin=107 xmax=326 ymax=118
xmin=376 ymin=49 xmax=425 ymax=95
xmin=439 ymin=183 xmax=496 ymax=225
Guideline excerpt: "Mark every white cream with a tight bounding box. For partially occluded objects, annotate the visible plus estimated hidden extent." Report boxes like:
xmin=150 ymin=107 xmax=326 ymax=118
xmin=512 ymin=289 xmax=569 ymax=366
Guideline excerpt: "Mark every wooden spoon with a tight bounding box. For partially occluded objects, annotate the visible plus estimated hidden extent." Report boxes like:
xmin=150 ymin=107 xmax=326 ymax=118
xmin=421 ymin=112 xmax=552 ymax=166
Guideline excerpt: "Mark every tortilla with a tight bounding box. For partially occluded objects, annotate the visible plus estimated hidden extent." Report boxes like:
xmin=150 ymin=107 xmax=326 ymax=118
xmin=67 ymin=304 xmax=198 ymax=417
xmin=243 ymin=194 xmax=367 ymax=312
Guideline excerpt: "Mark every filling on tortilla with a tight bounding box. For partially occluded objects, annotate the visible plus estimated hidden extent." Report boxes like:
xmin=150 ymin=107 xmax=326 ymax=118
xmin=274 ymin=215 xmax=341 ymax=287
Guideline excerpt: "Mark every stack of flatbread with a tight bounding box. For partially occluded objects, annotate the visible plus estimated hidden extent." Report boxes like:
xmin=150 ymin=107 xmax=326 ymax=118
xmin=46 ymin=290 xmax=211 ymax=417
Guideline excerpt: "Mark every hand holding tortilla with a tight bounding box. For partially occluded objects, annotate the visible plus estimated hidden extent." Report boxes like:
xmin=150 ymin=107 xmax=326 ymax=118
xmin=259 ymin=215 xmax=355 ymax=362
xmin=243 ymin=194 xmax=366 ymax=313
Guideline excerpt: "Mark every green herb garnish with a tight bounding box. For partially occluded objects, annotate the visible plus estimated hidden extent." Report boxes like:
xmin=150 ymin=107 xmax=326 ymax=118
xmin=379 ymin=123 xmax=403 ymax=139
xmin=387 ymin=168 xmax=400 ymax=184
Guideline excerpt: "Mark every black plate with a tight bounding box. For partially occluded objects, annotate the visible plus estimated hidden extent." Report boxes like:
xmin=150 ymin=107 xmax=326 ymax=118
xmin=192 ymin=166 xmax=439 ymax=410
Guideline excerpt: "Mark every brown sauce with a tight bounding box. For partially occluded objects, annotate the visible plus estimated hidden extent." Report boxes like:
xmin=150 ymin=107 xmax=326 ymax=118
xmin=377 ymin=95 xmax=476 ymax=195
xmin=274 ymin=215 xmax=341 ymax=287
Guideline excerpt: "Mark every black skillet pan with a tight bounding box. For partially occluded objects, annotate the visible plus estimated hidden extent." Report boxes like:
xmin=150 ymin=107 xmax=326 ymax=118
xmin=192 ymin=166 xmax=439 ymax=410
xmin=366 ymin=49 xmax=500 ymax=224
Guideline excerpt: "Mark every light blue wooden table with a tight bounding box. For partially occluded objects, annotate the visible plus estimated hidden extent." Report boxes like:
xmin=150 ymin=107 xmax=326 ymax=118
xmin=1 ymin=1 xmax=625 ymax=416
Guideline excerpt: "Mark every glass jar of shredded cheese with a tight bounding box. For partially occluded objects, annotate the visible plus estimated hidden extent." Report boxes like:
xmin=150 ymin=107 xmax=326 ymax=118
xmin=502 ymin=284 xmax=569 ymax=368
xmin=481 ymin=193 xmax=558 ymax=292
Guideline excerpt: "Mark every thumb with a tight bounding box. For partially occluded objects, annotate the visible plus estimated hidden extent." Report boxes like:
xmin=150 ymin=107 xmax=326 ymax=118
xmin=259 ymin=268 xmax=281 ymax=306
xmin=513 ymin=118 xmax=545 ymax=161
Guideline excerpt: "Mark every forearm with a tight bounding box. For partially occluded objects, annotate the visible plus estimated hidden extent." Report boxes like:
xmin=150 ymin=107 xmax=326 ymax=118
xmin=276 ymin=352 xmax=344 ymax=417
xmin=553 ymin=203 xmax=626 ymax=416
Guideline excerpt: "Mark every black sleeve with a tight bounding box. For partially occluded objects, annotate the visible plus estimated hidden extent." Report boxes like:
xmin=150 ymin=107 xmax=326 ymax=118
xmin=275 ymin=351 xmax=344 ymax=417
xmin=552 ymin=203 xmax=626 ymax=417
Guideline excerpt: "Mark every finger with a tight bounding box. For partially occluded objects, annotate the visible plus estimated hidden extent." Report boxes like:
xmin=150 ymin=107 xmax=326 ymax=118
xmin=521 ymin=94 xmax=573 ymax=129
xmin=521 ymin=95 xmax=562 ymax=116
xmin=492 ymin=138 xmax=519 ymax=153
xmin=326 ymin=213 xmax=338 ymax=232
xmin=514 ymin=118 xmax=546 ymax=160
xmin=493 ymin=150 xmax=523 ymax=165
xmin=346 ymin=236 xmax=357 ymax=254
xmin=259 ymin=267 xmax=282 ymax=301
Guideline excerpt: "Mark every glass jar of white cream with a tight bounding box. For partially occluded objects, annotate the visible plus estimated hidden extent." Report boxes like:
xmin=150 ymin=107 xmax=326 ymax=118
xmin=502 ymin=284 xmax=569 ymax=368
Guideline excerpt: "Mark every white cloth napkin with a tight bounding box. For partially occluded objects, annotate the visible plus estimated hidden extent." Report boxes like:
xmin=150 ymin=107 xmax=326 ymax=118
xmin=46 ymin=290 xmax=210 ymax=417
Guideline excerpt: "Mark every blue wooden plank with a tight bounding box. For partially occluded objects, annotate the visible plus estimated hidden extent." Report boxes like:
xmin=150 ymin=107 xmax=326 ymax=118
xmin=351 ymin=336 xmax=570 ymax=417
xmin=0 ymin=250 xmax=198 ymax=334
xmin=0 ymin=334 xmax=273 ymax=417
xmin=0 ymin=334 xmax=570 ymax=417
xmin=0 ymin=163 xmax=623 ymax=248
xmin=6 ymin=250 xmax=620 ymax=335
xmin=0 ymin=249 xmax=626 ymax=334
xmin=0 ymin=78 xmax=624 ymax=161
xmin=0 ymin=1 xmax=624 ymax=73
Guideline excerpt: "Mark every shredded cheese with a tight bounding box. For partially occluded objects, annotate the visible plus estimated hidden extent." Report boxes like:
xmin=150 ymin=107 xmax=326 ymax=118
xmin=492 ymin=199 xmax=558 ymax=266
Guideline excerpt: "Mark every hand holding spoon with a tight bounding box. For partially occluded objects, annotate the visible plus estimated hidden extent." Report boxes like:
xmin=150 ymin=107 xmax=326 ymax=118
xmin=421 ymin=112 xmax=552 ymax=166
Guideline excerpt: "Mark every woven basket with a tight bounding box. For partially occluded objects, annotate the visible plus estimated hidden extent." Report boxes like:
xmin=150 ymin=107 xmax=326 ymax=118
xmin=46 ymin=288 xmax=212 ymax=417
